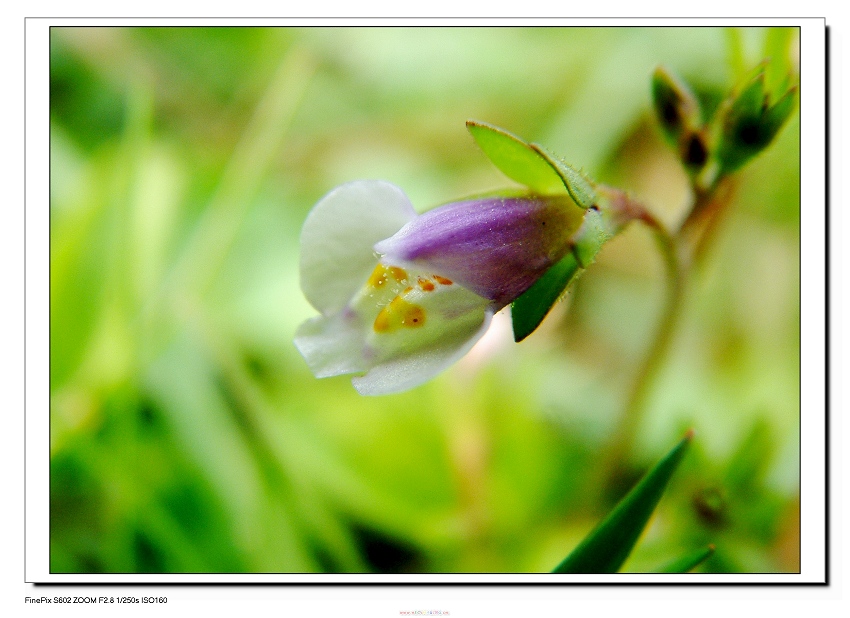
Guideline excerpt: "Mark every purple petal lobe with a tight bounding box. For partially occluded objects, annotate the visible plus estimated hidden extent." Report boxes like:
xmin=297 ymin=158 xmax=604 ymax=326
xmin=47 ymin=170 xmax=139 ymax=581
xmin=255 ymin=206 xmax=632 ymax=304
xmin=374 ymin=195 xmax=583 ymax=306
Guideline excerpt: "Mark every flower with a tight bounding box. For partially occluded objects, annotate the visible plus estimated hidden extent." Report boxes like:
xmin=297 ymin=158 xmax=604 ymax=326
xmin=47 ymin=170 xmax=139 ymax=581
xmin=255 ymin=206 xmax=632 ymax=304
xmin=294 ymin=180 xmax=583 ymax=395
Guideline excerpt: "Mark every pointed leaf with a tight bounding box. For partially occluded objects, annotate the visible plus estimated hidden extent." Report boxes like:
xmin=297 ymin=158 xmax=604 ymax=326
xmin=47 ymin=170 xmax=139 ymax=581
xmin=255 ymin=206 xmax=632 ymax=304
xmin=530 ymin=144 xmax=598 ymax=208
xmin=762 ymin=86 xmax=797 ymax=136
xmin=552 ymin=431 xmax=693 ymax=574
xmin=659 ymin=544 xmax=715 ymax=574
xmin=730 ymin=71 xmax=767 ymax=119
xmin=466 ymin=120 xmax=565 ymax=194
xmin=511 ymin=252 xmax=580 ymax=342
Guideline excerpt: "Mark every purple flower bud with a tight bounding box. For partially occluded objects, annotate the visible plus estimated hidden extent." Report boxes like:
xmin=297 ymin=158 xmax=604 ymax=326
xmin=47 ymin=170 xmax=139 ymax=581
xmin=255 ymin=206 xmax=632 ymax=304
xmin=375 ymin=194 xmax=583 ymax=307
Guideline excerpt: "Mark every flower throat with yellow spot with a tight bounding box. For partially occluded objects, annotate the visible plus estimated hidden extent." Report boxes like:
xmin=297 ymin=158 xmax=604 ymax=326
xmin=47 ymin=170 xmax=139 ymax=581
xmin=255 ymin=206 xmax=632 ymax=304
xmin=365 ymin=264 xmax=454 ymax=333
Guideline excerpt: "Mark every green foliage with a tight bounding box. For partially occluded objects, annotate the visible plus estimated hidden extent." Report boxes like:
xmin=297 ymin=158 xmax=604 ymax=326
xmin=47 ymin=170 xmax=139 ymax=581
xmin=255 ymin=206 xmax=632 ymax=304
xmin=552 ymin=432 xmax=692 ymax=573
xmin=466 ymin=119 xmax=598 ymax=207
xmin=715 ymin=71 xmax=797 ymax=173
xmin=651 ymin=59 xmax=797 ymax=181
xmin=569 ymin=207 xmax=615 ymax=268
xmin=511 ymin=253 xmax=581 ymax=343
xmin=530 ymin=144 xmax=598 ymax=209
xmin=49 ymin=26 xmax=800 ymax=575
xmin=659 ymin=545 xmax=715 ymax=573
xmin=466 ymin=120 xmax=566 ymax=195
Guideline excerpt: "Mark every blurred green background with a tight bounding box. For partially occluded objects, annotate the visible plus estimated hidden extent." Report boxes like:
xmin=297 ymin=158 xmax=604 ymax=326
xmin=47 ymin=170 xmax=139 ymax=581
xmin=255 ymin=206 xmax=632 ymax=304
xmin=49 ymin=26 xmax=800 ymax=574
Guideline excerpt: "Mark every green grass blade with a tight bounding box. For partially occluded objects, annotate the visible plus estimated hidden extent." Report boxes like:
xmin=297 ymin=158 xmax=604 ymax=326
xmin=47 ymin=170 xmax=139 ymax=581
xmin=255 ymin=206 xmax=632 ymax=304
xmin=659 ymin=544 xmax=715 ymax=573
xmin=552 ymin=431 xmax=694 ymax=574
xmin=466 ymin=120 xmax=565 ymax=194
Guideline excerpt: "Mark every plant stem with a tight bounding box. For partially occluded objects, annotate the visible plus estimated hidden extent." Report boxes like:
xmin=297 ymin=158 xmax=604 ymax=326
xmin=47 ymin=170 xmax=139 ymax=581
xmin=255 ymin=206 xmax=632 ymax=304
xmin=688 ymin=178 xmax=737 ymax=267
xmin=606 ymin=224 xmax=686 ymax=468
xmin=604 ymin=180 xmax=731 ymax=469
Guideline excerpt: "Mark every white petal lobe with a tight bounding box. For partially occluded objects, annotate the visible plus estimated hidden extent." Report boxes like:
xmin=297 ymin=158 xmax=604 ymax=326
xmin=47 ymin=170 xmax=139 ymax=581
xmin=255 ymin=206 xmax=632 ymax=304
xmin=352 ymin=309 xmax=494 ymax=395
xmin=300 ymin=180 xmax=417 ymax=315
xmin=294 ymin=314 xmax=368 ymax=378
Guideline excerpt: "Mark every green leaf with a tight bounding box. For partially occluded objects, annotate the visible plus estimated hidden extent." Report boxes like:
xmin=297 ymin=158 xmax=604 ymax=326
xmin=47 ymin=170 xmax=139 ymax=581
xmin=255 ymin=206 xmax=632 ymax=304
xmin=552 ymin=431 xmax=694 ymax=574
xmin=466 ymin=120 xmax=565 ymax=194
xmin=530 ymin=144 xmax=597 ymax=208
xmin=659 ymin=545 xmax=716 ymax=573
xmin=511 ymin=252 xmax=580 ymax=343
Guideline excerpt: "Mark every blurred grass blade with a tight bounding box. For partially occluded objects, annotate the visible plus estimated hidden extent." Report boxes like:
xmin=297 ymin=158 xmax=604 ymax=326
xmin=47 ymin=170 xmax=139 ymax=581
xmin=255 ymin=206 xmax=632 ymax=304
xmin=552 ymin=431 xmax=693 ymax=574
xmin=511 ymin=253 xmax=580 ymax=343
xmin=724 ymin=27 xmax=746 ymax=79
xmin=466 ymin=120 xmax=565 ymax=194
xmin=171 ymin=45 xmax=316 ymax=297
xmin=659 ymin=544 xmax=715 ymax=573
xmin=762 ymin=27 xmax=796 ymax=95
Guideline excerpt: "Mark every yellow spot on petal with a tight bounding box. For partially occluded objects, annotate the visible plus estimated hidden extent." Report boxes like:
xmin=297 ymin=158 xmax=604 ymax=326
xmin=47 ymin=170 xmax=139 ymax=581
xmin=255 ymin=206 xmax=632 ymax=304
xmin=367 ymin=264 xmax=390 ymax=288
xmin=433 ymin=275 xmax=453 ymax=286
xmin=367 ymin=264 xmax=408 ymax=289
xmin=373 ymin=309 xmax=391 ymax=332
xmin=373 ymin=296 xmax=427 ymax=333
xmin=404 ymin=306 xmax=426 ymax=327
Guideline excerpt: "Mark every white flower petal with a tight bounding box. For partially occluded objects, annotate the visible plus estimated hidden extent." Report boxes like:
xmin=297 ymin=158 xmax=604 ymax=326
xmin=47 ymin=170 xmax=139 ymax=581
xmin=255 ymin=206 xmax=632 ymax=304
xmin=351 ymin=309 xmax=494 ymax=396
xmin=294 ymin=313 xmax=369 ymax=378
xmin=300 ymin=180 xmax=417 ymax=315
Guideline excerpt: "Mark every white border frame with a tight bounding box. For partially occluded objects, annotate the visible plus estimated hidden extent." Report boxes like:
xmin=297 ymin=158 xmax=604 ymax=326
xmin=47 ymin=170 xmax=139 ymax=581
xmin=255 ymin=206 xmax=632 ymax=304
xmin=25 ymin=17 xmax=827 ymax=585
